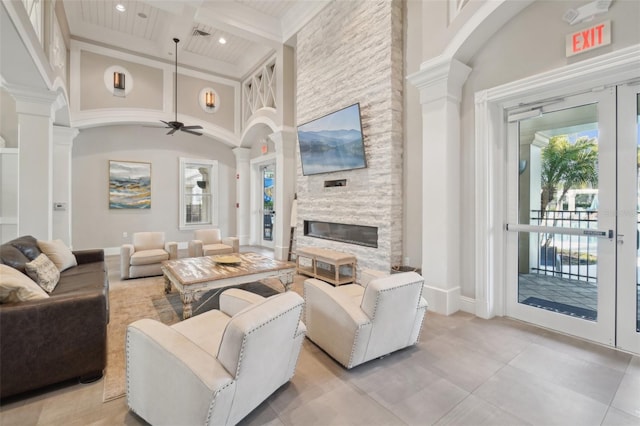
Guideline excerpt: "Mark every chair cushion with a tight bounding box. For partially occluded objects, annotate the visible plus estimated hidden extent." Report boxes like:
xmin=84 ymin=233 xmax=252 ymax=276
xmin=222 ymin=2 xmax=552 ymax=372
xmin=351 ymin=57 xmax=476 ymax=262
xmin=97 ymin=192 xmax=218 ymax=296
xmin=0 ymin=264 xmax=49 ymax=303
xmin=37 ymin=239 xmax=78 ymax=272
xmin=133 ymin=232 xmax=165 ymax=251
xmin=203 ymin=244 xmax=233 ymax=256
xmin=24 ymin=253 xmax=60 ymax=293
xmin=130 ymin=249 xmax=169 ymax=266
xmin=171 ymin=310 xmax=230 ymax=354
xmin=335 ymin=284 xmax=365 ymax=305
xmin=195 ymin=229 xmax=222 ymax=245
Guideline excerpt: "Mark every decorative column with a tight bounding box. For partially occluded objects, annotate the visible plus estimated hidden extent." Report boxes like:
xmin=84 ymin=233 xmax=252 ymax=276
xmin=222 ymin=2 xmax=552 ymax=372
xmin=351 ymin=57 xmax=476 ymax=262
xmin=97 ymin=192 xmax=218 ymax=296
xmin=232 ymin=147 xmax=251 ymax=246
xmin=52 ymin=126 xmax=79 ymax=246
xmin=269 ymin=129 xmax=297 ymax=261
xmin=10 ymin=85 xmax=63 ymax=240
xmin=408 ymin=56 xmax=471 ymax=315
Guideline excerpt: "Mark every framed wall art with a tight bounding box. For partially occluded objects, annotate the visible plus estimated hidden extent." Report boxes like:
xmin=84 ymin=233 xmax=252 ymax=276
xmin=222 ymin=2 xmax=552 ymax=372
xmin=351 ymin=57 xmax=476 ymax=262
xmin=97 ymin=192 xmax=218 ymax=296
xmin=109 ymin=160 xmax=151 ymax=209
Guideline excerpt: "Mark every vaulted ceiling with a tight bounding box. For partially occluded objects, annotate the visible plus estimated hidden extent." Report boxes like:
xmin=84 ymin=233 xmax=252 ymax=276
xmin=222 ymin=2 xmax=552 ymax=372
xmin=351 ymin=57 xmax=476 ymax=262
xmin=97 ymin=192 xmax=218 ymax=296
xmin=61 ymin=0 xmax=330 ymax=78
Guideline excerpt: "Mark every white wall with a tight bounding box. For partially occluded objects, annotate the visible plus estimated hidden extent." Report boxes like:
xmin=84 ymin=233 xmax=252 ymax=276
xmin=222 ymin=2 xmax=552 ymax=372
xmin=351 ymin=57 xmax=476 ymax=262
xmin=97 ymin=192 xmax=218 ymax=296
xmin=72 ymin=125 xmax=237 ymax=250
xmin=0 ymin=89 xmax=18 ymax=147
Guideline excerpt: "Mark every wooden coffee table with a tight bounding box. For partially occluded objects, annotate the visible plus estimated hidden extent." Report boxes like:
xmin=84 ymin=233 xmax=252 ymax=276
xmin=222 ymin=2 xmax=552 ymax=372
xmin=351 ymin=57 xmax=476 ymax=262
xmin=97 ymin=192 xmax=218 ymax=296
xmin=161 ymin=252 xmax=296 ymax=319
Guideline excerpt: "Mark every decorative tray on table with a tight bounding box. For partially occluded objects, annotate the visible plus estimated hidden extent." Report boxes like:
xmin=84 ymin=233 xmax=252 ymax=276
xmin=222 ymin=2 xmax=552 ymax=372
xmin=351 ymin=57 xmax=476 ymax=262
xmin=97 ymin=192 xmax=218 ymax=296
xmin=212 ymin=255 xmax=242 ymax=264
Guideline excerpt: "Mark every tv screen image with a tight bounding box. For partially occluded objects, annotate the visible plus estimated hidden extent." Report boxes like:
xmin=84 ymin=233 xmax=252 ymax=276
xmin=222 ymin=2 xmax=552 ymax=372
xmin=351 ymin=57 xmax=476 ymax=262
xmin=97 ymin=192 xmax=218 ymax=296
xmin=297 ymin=103 xmax=367 ymax=176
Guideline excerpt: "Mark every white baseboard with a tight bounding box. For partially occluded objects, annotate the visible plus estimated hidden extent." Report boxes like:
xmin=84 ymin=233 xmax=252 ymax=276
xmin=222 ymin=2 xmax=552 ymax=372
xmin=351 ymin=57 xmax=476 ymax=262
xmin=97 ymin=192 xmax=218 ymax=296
xmin=459 ymin=296 xmax=476 ymax=314
xmin=422 ymin=284 xmax=460 ymax=315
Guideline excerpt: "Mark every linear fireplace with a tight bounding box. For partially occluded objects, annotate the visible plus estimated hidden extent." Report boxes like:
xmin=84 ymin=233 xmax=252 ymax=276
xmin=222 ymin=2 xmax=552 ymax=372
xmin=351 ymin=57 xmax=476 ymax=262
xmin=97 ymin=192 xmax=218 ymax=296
xmin=304 ymin=220 xmax=378 ymax=248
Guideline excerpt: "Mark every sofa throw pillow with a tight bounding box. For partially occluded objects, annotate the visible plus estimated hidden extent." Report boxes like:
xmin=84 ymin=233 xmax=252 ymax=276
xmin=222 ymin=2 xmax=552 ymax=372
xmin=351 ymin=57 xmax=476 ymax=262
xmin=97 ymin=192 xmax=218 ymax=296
xmin=0 ymin=264 xmax=49 ymax=303
xmin=37 ymin=239 xmax=77 ymax=272
xmin=24 ymin=254 xmax=60 ymax=293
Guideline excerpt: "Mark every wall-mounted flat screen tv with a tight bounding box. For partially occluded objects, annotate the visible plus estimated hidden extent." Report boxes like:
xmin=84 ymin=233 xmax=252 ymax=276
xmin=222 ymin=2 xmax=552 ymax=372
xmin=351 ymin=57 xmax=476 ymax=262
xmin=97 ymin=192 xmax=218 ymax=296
xmin=297 ymin=103 xmax=367 ymax=176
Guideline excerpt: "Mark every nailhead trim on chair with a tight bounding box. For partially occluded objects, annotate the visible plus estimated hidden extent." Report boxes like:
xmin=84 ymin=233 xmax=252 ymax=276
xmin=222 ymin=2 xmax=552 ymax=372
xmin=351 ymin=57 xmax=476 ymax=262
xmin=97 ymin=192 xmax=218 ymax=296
xmin=351 ymin=278 xmax=425 ymax=367
xmin=232 ymin=301 xmax=305 ymax=379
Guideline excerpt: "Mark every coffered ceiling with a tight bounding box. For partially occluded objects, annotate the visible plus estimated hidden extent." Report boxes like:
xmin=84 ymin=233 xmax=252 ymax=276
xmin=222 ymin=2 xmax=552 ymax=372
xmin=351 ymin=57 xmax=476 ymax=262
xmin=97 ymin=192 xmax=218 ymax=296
xmin=61 ymin=0 xmax=329 ymax=78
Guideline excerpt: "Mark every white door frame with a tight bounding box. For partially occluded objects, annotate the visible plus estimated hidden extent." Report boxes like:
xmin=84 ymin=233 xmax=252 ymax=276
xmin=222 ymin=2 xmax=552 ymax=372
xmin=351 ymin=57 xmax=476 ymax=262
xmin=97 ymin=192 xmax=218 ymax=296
xmin=250 ymin=154 xmax=276 ymax=248
xmin=474 ymin=45 xmax=640 ymax=320
xmin=616 ymin=83 xmax=640 ymax=354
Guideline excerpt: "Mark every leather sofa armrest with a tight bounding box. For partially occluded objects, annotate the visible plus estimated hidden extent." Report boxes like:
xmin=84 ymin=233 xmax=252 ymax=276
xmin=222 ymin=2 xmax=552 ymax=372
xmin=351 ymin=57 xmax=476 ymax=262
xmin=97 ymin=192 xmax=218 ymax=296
xmin=73 ymin=249 xmax=104 ymax=264
xmin=0 ymin=290 xmax=108 ymax=396
xmin=219 ymin=288 xmax=266 ymax=317
xmin=121 ymin=244 xmax=134 ymax=279
xmin=222 ymin=237 xmax=239 ymax=252
xmin=188 ymin=240 xmax=203 ymax=258
xmin=165 ymin=242 xmax=178 ymax=260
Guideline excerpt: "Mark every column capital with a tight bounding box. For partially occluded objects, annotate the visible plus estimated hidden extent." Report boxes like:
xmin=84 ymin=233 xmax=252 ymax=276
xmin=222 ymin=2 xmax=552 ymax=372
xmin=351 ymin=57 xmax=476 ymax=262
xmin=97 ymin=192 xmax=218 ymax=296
xmin=232 ymin=147 xmax=251 ymax=162
xmin=3 ymin=82 xmax=63 ymax=118
xmin=53 ymin=125 xmax=79 ymax=145
xmin=407 ymin=55 xmax=471 ymax=105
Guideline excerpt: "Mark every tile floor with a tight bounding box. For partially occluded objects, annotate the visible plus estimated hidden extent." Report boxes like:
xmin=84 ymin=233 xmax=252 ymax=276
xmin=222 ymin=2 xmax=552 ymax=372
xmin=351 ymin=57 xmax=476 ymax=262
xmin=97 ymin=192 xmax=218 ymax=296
xmin=1 ymin=250 xmax=639 ymax=426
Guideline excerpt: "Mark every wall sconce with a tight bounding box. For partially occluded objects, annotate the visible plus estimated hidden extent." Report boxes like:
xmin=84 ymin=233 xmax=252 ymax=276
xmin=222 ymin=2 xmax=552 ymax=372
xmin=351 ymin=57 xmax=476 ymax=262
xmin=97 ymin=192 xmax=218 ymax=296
xmin=205 ymin=91 xmax=215 ymax=108
xmin=113 ymin=72 xmax=125 ymax=96
xmin=199 ymin=87 xmax=219 ymax=113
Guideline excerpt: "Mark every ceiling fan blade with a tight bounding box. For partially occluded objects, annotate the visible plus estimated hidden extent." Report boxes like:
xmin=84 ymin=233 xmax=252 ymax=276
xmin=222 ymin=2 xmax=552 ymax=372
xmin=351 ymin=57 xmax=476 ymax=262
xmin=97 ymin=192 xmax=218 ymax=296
xmin=167 ymin=127 xmax=179 ymax=135
xmin=182 ymin=125 xmax=203 ymax=130
xmin=181 ymin=128 xmax=203 ymax=136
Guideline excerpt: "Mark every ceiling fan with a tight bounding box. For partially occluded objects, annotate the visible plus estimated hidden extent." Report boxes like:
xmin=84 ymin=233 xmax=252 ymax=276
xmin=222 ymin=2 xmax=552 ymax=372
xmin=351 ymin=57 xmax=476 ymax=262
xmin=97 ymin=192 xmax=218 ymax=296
xmin=161 ymin=38 xmax=203 ymax=136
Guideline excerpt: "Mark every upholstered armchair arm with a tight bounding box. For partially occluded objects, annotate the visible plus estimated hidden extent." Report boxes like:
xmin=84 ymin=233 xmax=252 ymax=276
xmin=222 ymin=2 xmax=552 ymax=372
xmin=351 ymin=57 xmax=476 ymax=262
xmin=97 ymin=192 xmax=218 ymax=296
xmin=120 ymin=244 xmax=134 ymax=279
xmin=219 ymin=288 xmax=266 ymax=317
xmin=126 ymin=319 xmax=236 ymax=425
xmin=188 ymin=240 xmax=204 ymax=258
xmin=303 ymin=279 xmax=372 ymax=368
xmin=222 ymin=237 xmax=239 ymax=252
xmin=165 ymin=242 xmax=178 ymax=259
xmin=360 ymin=269 xmax=388 ymax=288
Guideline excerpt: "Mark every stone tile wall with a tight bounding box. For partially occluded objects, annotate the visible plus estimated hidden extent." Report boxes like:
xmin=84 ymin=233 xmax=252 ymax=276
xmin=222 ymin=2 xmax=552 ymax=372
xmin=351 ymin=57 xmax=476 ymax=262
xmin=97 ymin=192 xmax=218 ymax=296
xmin=295 ymin=0 xmax=404 ymax=276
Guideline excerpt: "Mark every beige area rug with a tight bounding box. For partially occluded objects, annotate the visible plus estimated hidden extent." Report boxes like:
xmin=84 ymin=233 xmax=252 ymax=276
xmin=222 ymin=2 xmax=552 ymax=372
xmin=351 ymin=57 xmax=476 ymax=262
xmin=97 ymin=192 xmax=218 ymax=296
xmin=102 ymin=277 xmax=181 ymax=402
xmin=102 ymin=277 xmax=282 ymax=402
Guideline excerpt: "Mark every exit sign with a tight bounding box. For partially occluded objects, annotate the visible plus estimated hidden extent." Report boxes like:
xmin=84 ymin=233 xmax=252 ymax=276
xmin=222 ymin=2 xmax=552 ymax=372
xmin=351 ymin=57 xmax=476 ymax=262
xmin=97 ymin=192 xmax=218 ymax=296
xmin=566 ymin=20 xmax=611 ymax=57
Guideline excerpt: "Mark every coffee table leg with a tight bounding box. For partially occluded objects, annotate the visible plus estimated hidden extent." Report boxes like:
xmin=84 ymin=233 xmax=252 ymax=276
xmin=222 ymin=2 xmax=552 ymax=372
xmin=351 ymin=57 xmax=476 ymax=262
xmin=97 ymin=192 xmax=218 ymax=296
xmin=280 ymin=271 xmax=295 ymax=291
xmin=164 ymin=275 xmax=172 ymax=294
xmin=181 ymin=292 xmax=195 ymax=320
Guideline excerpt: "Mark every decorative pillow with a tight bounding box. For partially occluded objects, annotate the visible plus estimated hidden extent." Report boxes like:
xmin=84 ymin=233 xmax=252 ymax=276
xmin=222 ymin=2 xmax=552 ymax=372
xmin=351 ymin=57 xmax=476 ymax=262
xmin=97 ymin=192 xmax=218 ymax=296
xmin=24 ymin=254 xmax=60 ymax=293
xmin=37 ymin=239 xmax=77 ymax=272
xmin=0 ymin=264 xmax=49 ymax=303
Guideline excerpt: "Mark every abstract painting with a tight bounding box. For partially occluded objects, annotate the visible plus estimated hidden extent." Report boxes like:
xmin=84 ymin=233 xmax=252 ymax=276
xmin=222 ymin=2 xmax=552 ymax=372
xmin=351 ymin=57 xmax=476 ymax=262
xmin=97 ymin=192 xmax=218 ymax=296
xmin=109 ymin=160 xmax=151 ymax=209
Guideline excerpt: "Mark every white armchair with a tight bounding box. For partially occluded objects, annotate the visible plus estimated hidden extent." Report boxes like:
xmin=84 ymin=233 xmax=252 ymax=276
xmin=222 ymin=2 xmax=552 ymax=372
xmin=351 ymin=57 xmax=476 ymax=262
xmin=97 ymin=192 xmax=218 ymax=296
xmin=188 ymin=228 xmax=239 ymax=258
xmin=120 ymin=231 xmax=177 ymax=279
xmin=126 ymin=289 xmax=306 ymax=426
xmin=303 ymin=271 xmax=427 ymax=369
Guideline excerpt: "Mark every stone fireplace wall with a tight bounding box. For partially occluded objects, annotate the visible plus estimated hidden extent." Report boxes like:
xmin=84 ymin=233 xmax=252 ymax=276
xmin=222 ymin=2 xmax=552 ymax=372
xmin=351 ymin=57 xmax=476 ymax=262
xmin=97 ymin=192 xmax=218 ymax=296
xmin=296 ymin=0 xmax=404 ymax=275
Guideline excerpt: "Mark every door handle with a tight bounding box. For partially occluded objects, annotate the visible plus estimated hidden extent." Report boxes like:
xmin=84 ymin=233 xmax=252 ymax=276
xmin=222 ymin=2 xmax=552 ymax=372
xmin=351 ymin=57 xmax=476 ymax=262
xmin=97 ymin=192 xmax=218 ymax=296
xmin=617 ymin=233 xmax=624 ymax=245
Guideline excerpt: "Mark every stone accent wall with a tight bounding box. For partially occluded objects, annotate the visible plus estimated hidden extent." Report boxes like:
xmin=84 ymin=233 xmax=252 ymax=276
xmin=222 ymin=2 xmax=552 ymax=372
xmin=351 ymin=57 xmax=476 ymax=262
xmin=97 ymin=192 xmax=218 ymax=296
xmin=296 ymin=0 xmax=404 ymax=276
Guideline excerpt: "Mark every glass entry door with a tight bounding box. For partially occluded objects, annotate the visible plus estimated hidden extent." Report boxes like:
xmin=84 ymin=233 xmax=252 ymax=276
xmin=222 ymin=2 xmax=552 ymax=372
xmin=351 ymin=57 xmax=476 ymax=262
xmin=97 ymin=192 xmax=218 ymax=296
xmin=261 ymin=164 xmax=275 ymax=247
xmin=506 ymin=85 xmax=640 ymax=352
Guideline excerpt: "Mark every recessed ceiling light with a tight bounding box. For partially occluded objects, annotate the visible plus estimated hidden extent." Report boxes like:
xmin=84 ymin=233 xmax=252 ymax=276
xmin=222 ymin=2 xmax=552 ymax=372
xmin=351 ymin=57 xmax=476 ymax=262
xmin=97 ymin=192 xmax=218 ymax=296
xmin=218 ymin=37 xmax=227 ymax=45
xmin=115 ymin=3 xmax=126 ymax=12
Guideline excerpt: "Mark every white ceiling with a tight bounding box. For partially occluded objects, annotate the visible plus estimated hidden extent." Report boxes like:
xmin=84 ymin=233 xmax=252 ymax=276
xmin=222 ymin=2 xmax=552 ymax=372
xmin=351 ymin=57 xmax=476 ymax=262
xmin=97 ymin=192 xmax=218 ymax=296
xmin=61 ymin=0 xmax=330 ymax=78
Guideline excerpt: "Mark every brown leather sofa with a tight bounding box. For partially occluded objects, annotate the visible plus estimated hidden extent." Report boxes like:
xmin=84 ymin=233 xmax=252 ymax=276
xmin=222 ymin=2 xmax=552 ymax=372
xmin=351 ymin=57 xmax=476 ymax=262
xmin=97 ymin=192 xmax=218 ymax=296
xmin=0 ymin=235 xmax=109 ymax=399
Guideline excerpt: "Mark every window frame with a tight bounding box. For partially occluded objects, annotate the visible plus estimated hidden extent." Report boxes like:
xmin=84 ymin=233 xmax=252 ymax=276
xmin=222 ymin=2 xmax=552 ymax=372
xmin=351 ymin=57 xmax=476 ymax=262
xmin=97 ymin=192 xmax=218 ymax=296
xmin=179 ymin=157 xmax=218 ymax=230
